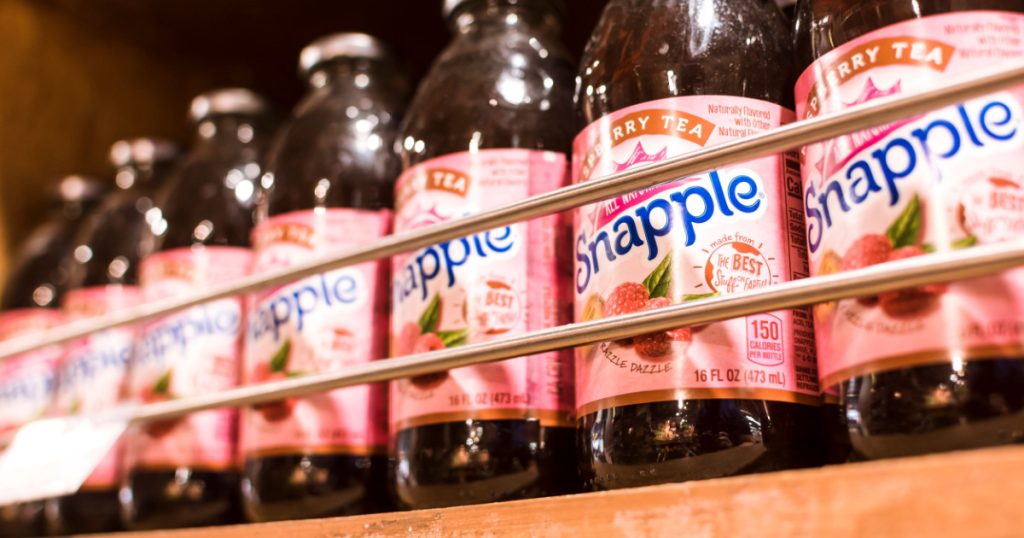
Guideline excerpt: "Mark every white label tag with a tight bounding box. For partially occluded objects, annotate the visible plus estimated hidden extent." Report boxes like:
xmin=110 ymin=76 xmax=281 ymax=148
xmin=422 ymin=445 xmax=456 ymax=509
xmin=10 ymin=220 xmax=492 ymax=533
xmin=0 ymin=408 xmax=133 ymax=504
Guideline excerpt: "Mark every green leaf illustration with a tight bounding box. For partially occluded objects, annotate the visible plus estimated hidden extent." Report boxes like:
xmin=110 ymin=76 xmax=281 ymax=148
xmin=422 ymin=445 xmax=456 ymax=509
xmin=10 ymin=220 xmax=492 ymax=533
xmin=418 ymin=294 xmax=441 ymax=335
xmin=438 ymin=329 xmax=469 ymax=348
xmin=886 ymin=194 xmax=922 ymax=248
xmin=270 ymin=340 xmax=291 ymax=373
xmin=642 ymin=253 xmax=673 ymax=299
xmin=952 ymin=235 xmax=977 ymax=250
xmin=153 ymin=370 xmax=172 ymax=395
xmin=683 ymin=292 xmax=719 ymax=302
xmin=920 ymin=235 xmax=976 ymax=254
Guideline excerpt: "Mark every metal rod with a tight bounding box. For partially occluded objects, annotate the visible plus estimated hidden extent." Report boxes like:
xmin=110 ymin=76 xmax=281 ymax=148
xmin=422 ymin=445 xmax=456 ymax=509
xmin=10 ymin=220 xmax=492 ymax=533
xmin=2 ymin=61 xmax=1023 ymax=359
xmin=129 ymin=240 xmax=1024 ymax=423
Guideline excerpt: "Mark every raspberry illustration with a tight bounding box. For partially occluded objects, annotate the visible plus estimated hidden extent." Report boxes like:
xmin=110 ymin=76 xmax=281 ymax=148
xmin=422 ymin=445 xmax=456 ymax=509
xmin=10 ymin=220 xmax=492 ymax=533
xmin=886 ymin=246 xmax=948 ymax=294
xmin=251 ymin=361 xmax=286 ymax=384
xmin=842 ymin=234 xmax=892 ymax=305
xmin=841 ymin=233 xmax=892 ymax=270
xmin=634 ymin=331 xmax=672 ymax=361
xmin=395 ymin=322 xmax=421 ymax=357
xmin=605 ymin=282 xmax=650 ymax=317
xmin=413 ymin=333 xmax=444 ymax=354
xmin=606 ymin=282 xmax=650 ymax=347
xmin=254 ymin=399 xmax=295 ymax=423
xmin=144 ymin=419 xmax=179 ymax=439
xmin=410 ymin=333 xmax=449 ymax=388
xmin=139 ymin=384 xmax=168 ymax=404
xmin=879 ymin=288 xmax=938 ymax=318
xmin=645 ymin=297 xmax=691 ymax=342
xmin=878 ymin=246 xmax=946 ymax=318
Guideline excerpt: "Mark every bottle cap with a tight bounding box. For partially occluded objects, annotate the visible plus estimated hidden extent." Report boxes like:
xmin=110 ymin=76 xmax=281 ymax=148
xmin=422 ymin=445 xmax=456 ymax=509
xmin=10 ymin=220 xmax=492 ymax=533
xmin=52 ymin=175 xmax=106 ymax=206
xmin=443 ymin=0 xmax=563 ymax=20
xmin=108 ymin=138 xmax=179 ymax=168
xmin=188 ymin=88 xmax=268 ymax=122
xmin=299 ymin=32 xmax=392 ymax=77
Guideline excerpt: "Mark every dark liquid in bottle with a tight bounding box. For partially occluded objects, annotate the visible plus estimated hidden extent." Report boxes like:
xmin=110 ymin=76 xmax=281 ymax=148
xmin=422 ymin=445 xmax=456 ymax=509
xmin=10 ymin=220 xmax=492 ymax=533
xmin=795 ymin=0 xmax=1024 ymax=460
xmin=0 ymin=179 xmax=103 ymax=538
xmin=121 ymin=111 xmax=267 ymax=530
xmin=391 ymin=0 xmax=578 ymax=508
xmin=241 ymin=40 xmax=405 ymax=522
xmin=48 ymin=159 xmax=173 ymax=535
xmin=575 ymin=0 xmax=821 ymax=490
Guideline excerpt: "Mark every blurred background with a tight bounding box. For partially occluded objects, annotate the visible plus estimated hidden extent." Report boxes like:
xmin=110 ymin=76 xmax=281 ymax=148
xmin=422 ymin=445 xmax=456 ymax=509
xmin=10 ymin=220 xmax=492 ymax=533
xmin=0 ymin=0 xmax=606 ymax=280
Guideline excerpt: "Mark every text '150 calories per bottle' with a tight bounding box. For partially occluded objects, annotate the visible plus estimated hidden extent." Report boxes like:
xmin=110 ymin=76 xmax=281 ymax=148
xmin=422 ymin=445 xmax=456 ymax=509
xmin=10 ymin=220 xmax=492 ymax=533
xmin=573 ymin=0 xmax=822 ymax=490
xmin=795 ymin=0 xmax=1024 ymax=460
xmin=390 ymin=0 xmax=578 ymax=508
xmin=242 ymin=33 xmax=405 ymax=522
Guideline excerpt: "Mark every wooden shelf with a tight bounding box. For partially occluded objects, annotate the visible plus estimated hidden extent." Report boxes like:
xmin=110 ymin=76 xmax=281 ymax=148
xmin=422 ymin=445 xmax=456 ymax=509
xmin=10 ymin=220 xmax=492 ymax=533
xmin=107 ymin=445 xmax=1024 ymax=537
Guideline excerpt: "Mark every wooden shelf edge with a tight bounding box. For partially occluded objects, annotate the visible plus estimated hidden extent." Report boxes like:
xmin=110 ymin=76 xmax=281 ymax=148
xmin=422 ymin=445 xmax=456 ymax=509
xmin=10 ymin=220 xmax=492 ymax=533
xmin=107 ymin=446 xmax=1024 ymax=537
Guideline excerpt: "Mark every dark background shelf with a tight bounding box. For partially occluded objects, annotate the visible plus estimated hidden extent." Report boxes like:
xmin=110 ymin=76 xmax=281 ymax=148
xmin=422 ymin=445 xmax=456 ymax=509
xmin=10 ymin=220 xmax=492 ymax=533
xmin=0 ymin=0 xmax=605 ymax=278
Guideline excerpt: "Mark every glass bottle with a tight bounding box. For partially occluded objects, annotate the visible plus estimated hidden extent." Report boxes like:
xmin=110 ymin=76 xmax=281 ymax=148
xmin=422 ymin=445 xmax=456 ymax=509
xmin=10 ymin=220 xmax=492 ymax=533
xmin=120 ymin=90 xmax=270 ymax=530
xmin=574 ymin=0 xmax=821 ymax=490
xmin=241 ymin=33 xmax=405 ymax=522
xmin=795 ymin=0 xmax=1024 ymax=460
xmin=46 ymin=140 xmax=178 ymax=535
xmin=390 ymin=0 xmax=578 ymax=508
xmin=0 ymin=176 xmax=105 ymax=538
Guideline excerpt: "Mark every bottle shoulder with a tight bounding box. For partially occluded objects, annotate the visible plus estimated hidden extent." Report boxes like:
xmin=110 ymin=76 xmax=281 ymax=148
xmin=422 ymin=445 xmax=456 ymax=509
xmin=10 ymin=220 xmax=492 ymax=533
xmin=261 ymin=89 xmax=403 ymax=215
xmin=1 ymin=218 xmax=74 ymax=309
xmin=66 ymin=191 xmax=152 ymax=289
xmin=399 ymin=27 xmax=577 ymax=164
xmin=155 ymin=144 xmax=261 ymax=250
xmin=800 ymin=0 xmax=1024 ymax=61
xmin=576 ymin=0 xmax=794 ymax=124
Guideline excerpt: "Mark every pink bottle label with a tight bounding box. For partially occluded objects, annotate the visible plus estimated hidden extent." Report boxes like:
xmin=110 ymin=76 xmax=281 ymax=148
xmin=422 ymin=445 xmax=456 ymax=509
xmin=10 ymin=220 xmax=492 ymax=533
xmin=390 ymin=149 xmax=573 ymax=430
xmin=572 ymin=95 xmax=819 ymax=417
xmin=128 ymin=247 xmax=251 ymax=470
xmin=244 ymin=209 xmax=390 ymax=456
xmin=0 ymin=308 xmax=64 ymax=445
xmin=795 ymin=11 xmax=1024 ymax=386
xmin=59 ymin=285 xmax=141 ymax=489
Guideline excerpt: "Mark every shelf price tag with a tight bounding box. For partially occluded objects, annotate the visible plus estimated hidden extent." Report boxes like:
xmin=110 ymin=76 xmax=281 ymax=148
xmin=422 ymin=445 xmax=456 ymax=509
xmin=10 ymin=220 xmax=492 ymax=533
xmin=0 ymin=408 xmax=133 ymax=504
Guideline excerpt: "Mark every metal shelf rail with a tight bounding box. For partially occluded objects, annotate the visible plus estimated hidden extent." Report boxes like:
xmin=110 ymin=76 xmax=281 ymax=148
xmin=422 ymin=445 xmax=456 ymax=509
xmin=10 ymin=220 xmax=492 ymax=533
xmin=2 ymin=61 xmax=1024 ymax=426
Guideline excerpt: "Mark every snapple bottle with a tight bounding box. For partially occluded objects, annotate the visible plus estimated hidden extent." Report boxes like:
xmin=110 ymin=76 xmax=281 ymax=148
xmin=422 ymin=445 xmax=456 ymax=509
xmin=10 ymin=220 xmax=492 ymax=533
xmin=47 ymin=141 xmax=178 ymax=536
xmin=0 ymin=176 xmax=104 ymax=538
xmin=390 ymin=0 xmax=577 ymax=508
xmin=795 ymin=0 xmax=1024 ymax=460
xmin=121 ymin=90 xmax=269 ymax=530
xmin=241 ymin=34 xmax=404 ymax=521
xmin=574 ymin=0 xmax=821 ymax=490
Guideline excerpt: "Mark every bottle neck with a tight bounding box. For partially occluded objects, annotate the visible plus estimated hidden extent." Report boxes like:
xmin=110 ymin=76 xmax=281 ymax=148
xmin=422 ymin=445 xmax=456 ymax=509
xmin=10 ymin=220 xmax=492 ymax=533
xmin=193 ymin=113 xmax=267 ymax=146
xmin=113 ymin=160 xmax=175 ymax=192
xmin=449 ymin=0 xmax=562 ymax=36
xmin=306 ymin=58 xmax=401 ymax=92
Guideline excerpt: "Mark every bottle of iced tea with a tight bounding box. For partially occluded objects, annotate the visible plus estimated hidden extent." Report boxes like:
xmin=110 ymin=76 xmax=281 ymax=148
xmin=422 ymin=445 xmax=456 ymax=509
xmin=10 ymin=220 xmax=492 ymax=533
xmin=390 ymin=0 xmax=578 ymax=508
xmin=795 ymin=0 xmax=1024 ymax=460
xmin=46 ymin=140 xmax=178 ymax=535
xmin=574 ymin=0 xmax=821 ymax=490
xmin=241 ymin=33 xmax=405 ymax=522
xmin=0 ymin=176 xmax=105 ymax=538
xmin=121 ymin=90 xmax=270 ymax=530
